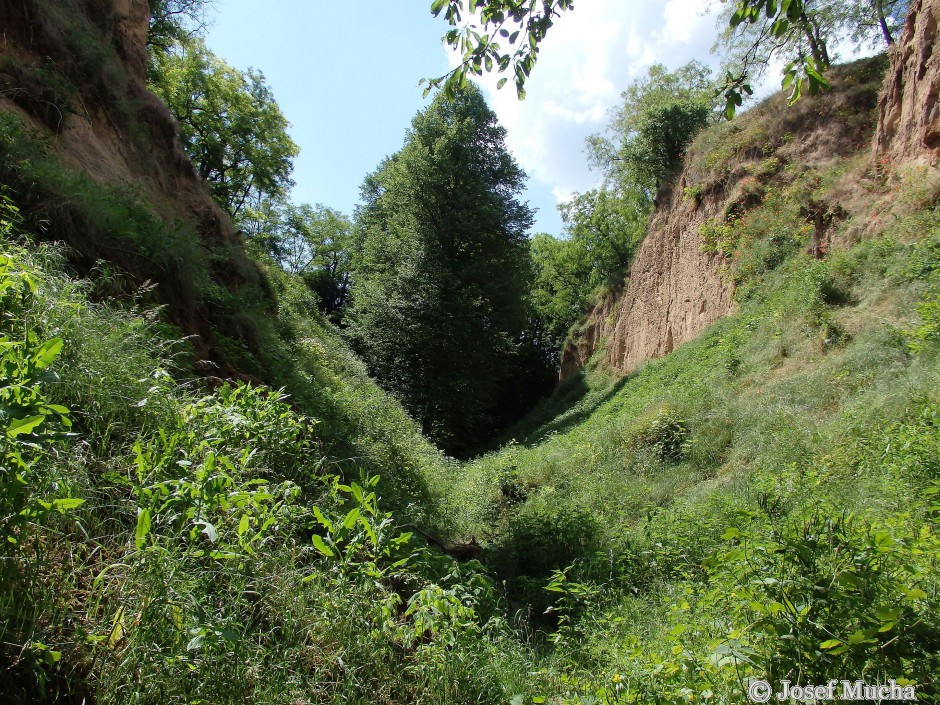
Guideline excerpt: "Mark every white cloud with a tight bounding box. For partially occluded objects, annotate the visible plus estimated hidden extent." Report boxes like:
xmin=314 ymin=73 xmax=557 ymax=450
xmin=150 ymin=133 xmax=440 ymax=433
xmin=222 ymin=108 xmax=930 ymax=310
xmin=446 ymin=0 xmax=725 ymax=219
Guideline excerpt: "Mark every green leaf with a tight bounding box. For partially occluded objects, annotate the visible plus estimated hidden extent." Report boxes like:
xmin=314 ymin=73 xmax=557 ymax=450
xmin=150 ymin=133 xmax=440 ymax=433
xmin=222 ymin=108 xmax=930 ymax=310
xmin=7 ymin=415 xmax=45 ymax=437
xmin=52 ymin=498 xmax=84 ymax=512
xmin=313 ymin=506 xmax=334 ymax=533
xmin=820 ymin=639 xmax=842 ymax=649
xmin=135 ymin=508 xmax=151 ymax=550
xmin=237 ymin=513 xmax=250 ymax=538
xmin=33 ymin=338 xmax=63 ymax=369
xmin=359 ymin=515 xmax=378 ymax=546
xmin=217 ymin=629 xmax=239 ymax=643
xmin=804 ymin=63 xmax=830 ymax=89
xmin=343 ymin=507 xmax=361 ymax=530
xmin=312 ymin=534 xmax=334 ymax=557
xmin=846 ymin=629 xmax=877 ymax=645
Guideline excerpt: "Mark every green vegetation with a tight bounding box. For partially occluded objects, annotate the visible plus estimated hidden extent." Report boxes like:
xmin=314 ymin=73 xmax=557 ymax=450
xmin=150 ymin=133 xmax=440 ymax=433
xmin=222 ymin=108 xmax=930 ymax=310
xmin=346 ymin=84 xmax=549 ymax=455
xmin=529 ymin=62 xmax=716 ymax=361
xmin=716 ymin=0 xmax=907 ymax=115
xmin=147 ymin=0 xmax=212 ymax=52
xmin=0 ymin=200 xmax=545 ymax=704
xmin=589 ymin=62 xmax=718 ymax=194
xmin=2 ymin=2 xmax=940 ymax=703
xmin=444 ymin=196 xmax=940 ymax=701
xmin=527 ymin=187 xmax=649 ymax=353
xmin=428 ymin=0 xmax=905 ymax=119
xmin=149 ymin=38 xmax=299 ymax=221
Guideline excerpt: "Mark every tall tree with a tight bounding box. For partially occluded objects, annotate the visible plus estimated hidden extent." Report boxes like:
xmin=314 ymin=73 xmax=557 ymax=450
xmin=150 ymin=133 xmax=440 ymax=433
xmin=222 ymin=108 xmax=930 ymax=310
xmin=149 ymin=39 xmax=299 ymax=221
xmin=276 ymin=203 xmax=353 ymax=320
xmin=347 ymin=85 xmax=534 ymax=454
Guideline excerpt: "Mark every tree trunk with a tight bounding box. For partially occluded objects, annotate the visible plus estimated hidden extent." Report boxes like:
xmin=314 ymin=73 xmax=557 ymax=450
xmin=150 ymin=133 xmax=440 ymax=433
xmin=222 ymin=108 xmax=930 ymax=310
xmin=874 ymin=0 xmax=895 ymax=45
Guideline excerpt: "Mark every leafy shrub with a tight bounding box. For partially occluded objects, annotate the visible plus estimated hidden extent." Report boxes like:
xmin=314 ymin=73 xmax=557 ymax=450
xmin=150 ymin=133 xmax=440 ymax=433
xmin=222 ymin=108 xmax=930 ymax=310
xmin=707 ymin=510 xmax=940 ymax=686
xmin=489 ymin=503 xmax=602 ymax=617
xmin=699 ymin=217 xmax=737 ymax=259
xmin=627 ymin=407 xmax=690 ymax=463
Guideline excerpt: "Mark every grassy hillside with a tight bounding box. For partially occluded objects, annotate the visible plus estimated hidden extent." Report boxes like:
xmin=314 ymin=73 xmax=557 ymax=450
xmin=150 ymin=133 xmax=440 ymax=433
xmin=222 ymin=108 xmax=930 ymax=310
xmin=0 ymin=206 xmax=544 ymax=703
xmin=437 ymin=58 xmax=940 ymax=701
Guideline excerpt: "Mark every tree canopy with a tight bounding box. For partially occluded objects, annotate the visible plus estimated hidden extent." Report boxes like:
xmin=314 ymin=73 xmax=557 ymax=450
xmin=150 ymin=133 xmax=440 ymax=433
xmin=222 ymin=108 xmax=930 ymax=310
xmin=716 ymin=0 xmax=908 ymax=115
xmin=149 ymin=39 xmax=299 ymax=222
xmin=147 ymin=0 xmax=212 ymax=53
xmin=424 ymin=0 xmax=574 ymax=100
xmin=588 ymin=62 xmax=717 ymax=195
xmin=427 ymin=0 xmax=908 ymax=116
xmin=346 ymin=85 xmax=539 ymax=454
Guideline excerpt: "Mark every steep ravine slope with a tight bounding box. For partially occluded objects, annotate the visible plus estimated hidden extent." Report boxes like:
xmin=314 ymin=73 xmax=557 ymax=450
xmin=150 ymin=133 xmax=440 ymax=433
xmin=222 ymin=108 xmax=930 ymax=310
xmin=0 ymin=0 xmax=450 ymax=517
xmin=561 ymin=16 xmax=938 ymax=380
xmin=0 ymin=0 xmax=258 ymax=373
xmin=559 ymin=172 xmax=735 ymax=380
xmin=447 ymin=4 xmax=940 ymax=696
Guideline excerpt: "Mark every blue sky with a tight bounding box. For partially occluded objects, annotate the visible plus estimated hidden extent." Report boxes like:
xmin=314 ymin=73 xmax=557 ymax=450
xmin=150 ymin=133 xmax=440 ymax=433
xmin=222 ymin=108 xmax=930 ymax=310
xmin=203 ymin=1 xmax=733 ymax=236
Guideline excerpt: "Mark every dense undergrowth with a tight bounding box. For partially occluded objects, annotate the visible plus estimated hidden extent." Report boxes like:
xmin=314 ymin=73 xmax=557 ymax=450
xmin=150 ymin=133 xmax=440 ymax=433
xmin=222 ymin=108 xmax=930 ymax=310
xmin=3 ymin=44 xmax=940 ymax=704
xmin=443 ymin=125 xmax=940 ymax=700
xmin=0 ymin=198 xmax=544 ymax=703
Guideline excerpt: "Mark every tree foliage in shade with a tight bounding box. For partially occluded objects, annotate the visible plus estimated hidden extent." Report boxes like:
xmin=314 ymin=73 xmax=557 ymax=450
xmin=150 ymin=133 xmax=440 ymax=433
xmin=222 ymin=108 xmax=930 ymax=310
xmin=346 ymin=85 xmax=538 ymax=454
xmin=149 ymin=39 xmax=299 ymax=221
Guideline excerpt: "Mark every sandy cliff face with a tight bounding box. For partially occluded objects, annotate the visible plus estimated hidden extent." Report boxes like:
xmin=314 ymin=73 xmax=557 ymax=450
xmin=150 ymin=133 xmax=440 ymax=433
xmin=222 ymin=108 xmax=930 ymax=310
xmin=0 ymin=0 xmax=260 ymax=372
xmin=873 ymin=0 xmax=940 ymax=168
xmin=0 ymin=0 xmax=239 ymax=247
xmin=559 ymin=29 xmax=916 ymax=382
xmin=559 ymin=177 xmax=735 ymax=380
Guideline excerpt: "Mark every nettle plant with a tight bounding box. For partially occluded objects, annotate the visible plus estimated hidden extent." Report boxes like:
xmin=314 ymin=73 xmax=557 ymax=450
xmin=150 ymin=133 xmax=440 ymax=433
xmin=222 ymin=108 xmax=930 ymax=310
xmin=1 ymin=228 xmax=82 ymax=546
xmin=131 ymin=383 xmax=308 ymax=560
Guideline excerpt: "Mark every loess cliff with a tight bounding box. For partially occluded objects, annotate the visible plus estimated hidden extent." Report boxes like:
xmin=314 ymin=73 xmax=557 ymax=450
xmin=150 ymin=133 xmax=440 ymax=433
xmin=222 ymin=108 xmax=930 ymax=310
xmin=561 ymin=0 xmax=940 ymax=381
xmin=0 ymin=0 xmax=261 ymax=375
